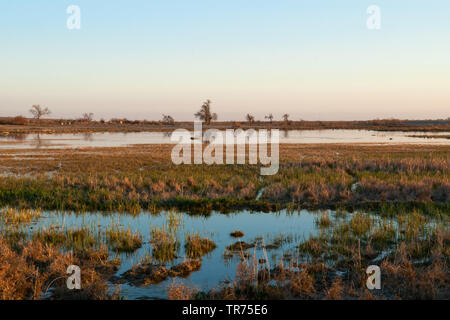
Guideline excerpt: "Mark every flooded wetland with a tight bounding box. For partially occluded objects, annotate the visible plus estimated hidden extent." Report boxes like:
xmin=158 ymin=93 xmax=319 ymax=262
xmin=2 ymin=0 xmax=450 ymax=307
xmin=0 ymin=131 xmax=448 ymax=300
xmin=2 ymin=206 xmax=448 ymax=300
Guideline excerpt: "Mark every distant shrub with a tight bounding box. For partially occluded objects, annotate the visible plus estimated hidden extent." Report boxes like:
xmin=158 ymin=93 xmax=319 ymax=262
xmin=0 ymin=116 xmax=29 ymax=125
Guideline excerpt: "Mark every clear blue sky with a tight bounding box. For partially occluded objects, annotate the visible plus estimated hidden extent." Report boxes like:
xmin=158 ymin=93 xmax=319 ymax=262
xmin=1 ymin=0 xmax=449 ymax=120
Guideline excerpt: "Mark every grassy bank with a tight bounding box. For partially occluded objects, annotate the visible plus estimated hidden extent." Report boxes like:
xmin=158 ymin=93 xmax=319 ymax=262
xmin=0 ymin=144 xmax=448 ymax=214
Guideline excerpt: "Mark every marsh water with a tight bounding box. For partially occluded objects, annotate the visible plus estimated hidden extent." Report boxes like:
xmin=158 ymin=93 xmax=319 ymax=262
xmin=5 ymin=209 xmax=450 ymax=300
xmin=23 ymin=209 xmax=323 ymax=299
xmin=0 ymin=130 xmax=449 ymax=149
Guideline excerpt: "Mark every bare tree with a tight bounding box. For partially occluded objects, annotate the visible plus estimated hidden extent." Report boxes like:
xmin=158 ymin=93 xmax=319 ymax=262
xmin=82 ymin=112 xmax=94 ymax=122
xmin=195 ymin=99 xmax=217 ymax=125
xmin=29 ymin=105 xmax=51 ymax=120
xmin=265 ymin=113 xmax=274 ymax=124
xmin=282 ymin=114 xmax=290 ymax=123
xmin=162 ymin=114 xmax=175 ymax=125
xmin=246 ymin=114 xmax=255 ymax=124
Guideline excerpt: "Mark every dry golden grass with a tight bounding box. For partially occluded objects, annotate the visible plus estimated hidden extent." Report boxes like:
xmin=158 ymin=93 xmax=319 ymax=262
xmin=168 ymin=280 xmax=197 ymax=300
xmin=0 ymin=238 xmax=120 ymax=300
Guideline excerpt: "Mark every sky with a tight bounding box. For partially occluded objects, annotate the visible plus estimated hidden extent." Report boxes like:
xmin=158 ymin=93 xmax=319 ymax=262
xmin=0 ymin=0 xmax=449 ymax=121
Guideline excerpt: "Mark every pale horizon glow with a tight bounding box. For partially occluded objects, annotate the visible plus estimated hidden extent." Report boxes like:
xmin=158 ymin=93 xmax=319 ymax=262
xmin=1 ymin=0 xmax=449 ymax=121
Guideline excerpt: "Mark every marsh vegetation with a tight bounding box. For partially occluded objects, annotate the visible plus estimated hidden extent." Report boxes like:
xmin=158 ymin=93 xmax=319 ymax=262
xmin=0 ymin=143 xmax=448 ymax=299
xmin=0 ymin=144 xmax=447 ymax=214
xmin=0 ymin=205 xmax=447 ymax=300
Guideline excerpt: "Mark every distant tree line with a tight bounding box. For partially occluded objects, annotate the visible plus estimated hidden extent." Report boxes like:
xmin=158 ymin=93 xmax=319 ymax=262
xmin=8 ymin=101 xmax=447 ymax=127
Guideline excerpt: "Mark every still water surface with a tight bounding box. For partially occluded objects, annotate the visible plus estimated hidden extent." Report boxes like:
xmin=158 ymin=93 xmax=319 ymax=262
xmin=0 ymin=130 xmax=449 ymax=149
xmin=32 ymin=209 xmax=320 ymax=299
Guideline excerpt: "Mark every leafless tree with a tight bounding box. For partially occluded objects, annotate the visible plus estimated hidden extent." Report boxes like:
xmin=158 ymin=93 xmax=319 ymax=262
xmin=246 ymin=114 xmax=255 ymax=123
xmin=29 ymin=105 xmax=51 ymax=120
xmin=282 ymin=114 xmax=290 ymax=123
xmin=265 ymin=113 xmax=274 ymax=124
xmin=162 ymin=114 xmax=175 ymax=125
xmin=82 ymin=113 xmax=94 ymax=122
xmin=195 ymin=99 xmax=217 ymax=125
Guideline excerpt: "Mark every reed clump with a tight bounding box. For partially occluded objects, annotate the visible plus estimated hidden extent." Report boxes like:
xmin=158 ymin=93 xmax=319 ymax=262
xmin=104 ymin=224 xmax=143 ymax=253
xmin=0 ymin=207 xmax=42 ymax=226
xmin=150 ymin=225 xmax=180 ymax=263
xmin=315 ymin=211 xmax=332 ymax=228
xmin=184 ymin=233 xmax=216 ymax=258
xmin=168 ymin=280 xmax=198 ymax=300
xmin=33 ymin=225 xmax=100 ymax=252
